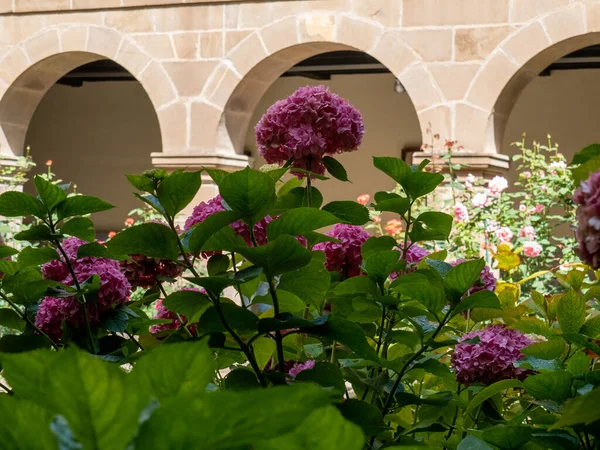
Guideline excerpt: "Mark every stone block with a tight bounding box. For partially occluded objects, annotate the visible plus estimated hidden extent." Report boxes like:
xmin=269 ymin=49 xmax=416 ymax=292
xmin=60 ymin=27 xmax=89 ymax=53
xmin=399 ymin=29 xmax=452 ymax=62
xmin=140 ymin=62 xmax=178 ymax=108
xmin=200 ymin=32 xmax=224 ymax=59
xmin=455 ymin=26 xmax=510 ymax=61
xmin=510 ymin=0 xmax=570 ymax=23
xmin=261 ymin=17 xmax=299 ymax=54
xmin=25 ymin=30 xmax=60 ymax=63
xmin=163 ymin=61 xmax=218 ymax=97
xmin=117 ymin=40 xmax=152 ymax=78
xmin=543 ymin=5 xmax=585 ymax=44
xmin=157 ymin=102 xmax=187 ymax=152
xmin=429 ymin=63 xmax=480 ymax=101
xmin=133 ymin=34 xmax=175 ymax=60
xmin=502 ymin=22 xmax=550 ymax=66
xmin=226 ymin=32 xmax=266 ymax=76
xmin=467 ymin=50 xmax=518 ymax=111
xmin=154 ymin=5 xmax=224 ymax=32
xmin=403 ymin=0 xmax=509 ymax=26
xmin=225 ymin=30 xmax=252 ymax=54
xmin=172 ymin=33 xmax=199 ymax=60
xmin=351 ymin=0 xmax=401 ymax=27
xmin=335 ymin=16 xmax=382 ymax=53
xmin=87 ymin=27 xmax=122 ymax=59
xmin=299 ymin=14 xmax=336 ymax=43
xmin=103 ymin=9 xmax=154 ymax=33
xmin=15 ymin=0 xmax=69 ymax=12
xmin=190 ymin=101 xmax=222 ymax=150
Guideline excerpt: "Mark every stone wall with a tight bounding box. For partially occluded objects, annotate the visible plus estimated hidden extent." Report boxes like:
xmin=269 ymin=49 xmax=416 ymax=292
xmin=0 ymin=0 xmax=597 ymax=178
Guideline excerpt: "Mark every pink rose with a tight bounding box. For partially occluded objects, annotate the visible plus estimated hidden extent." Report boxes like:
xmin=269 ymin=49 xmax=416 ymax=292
xmin=540 ymin=185 xmax=547 ymax=191
xmin=357 ymin=194 xmax=370 ymax=205
xmin=522 ymin=171 xmax=532 ymax=179
xmin=519 ymin=204 xmax=526 ymax=212
xmin=454 ymin=202 xmax=469 ymax=223
xmin=495 ymin=227 xmax=513 ymax=243
xmin=534 ymin=204 xmax=544 ymax=213
xmin=523 ymin=241 xmax=542 ymax=257
xmin=471 ymin=193 xmax=488 ymax=208
xmin=488 ymin=176 xmax=508 ymax=196
xmin=519 ymin=225 xmax=536 ymax=239
xmin=465 ymin=174 xmax=476 ymax=191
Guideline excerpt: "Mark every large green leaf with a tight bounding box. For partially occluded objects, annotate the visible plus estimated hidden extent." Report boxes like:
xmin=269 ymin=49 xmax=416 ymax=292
xmin=60 ymin=217 xmax=95 ymax=242
xmin=322 ymin=201 xmax=369 ymax=225
xmin=550 ymin=387 xmax=600 ymax=428
xmin=156 ymin=170 xmax=202 ymax=217
xmin=56 ymin=195 xmax=115 ymax=220
xmin=375 ymin=195 xmax=411 ymax=216
xmin=451 ymin=290 xmax=502 ymax=318
xmin=197 ymin=303 xmax=258 ymax=333
xmin=235 ymin=235 xmax=312 ymax=276
xmin=14 ymin=224 xmax=54 ymax=241
xmin=523 ymin=371 xmax=573 ymax=402
xmin=372 ymin=156 xmax=411 ymax=185
xmin=134 ymin=385 xmax=338 ymax=449
xmin=0 ymin=308 xmax=25 ymax=331
xmin=134 ymin=341 xmax=215 ymax=401
xmin=106 ymin=223 xmax=180 ymax=260
xmin=403 ymin=171 xmax=445 ymax=199
xmin=557 ymin=289 xmax=586 ymax=334
xmin=0 ymin=396 xmax=58 ymax=450
xmin=410 ymin=211 xmax=453 ymax=242
xmin=162 ymin=289 xmax=212 ymax=322
xmin=521 ymin=338 xmax=566 ymax=360
xmin=571 ymin=144 xmax=600 ymax=186
xmin=0 ymin=191 xmax=46 ymax=218
xmin=34 ymin=175 xmax=66 ymax=211
xmin=466 ymin=379 xmax=524 ymax=414
xmin=337 ymin=399 xmax=388 ymax=436
xmin=458 ymin=435 xmax=493 ymax=450
xmin=390 ymin=270 xmax=445 ymax=313
xmin=364 ymin=250 xmax=401 ymax=285
xmin=278 ymin=253 xmax=331 ymax=312
xmin=295 ymin=362 xmax=346 ymax=395
xmin=126 ymin=174 xmax=155 ymax=192
xmin=361 ymin=236 xmax=397 ymax=261
xmin=185 ymin=210 xmax=244 ymax=254
xmin=17 ymin=246 xmax=60 ymax=268
xmin=444 ymin=259 xmax=485 ymax=304
xmin=482 ymin=426 xmax=532 ymax=450
xmin=219 ymin=167 xmax=276 ymax=220
xmin=322 ymin=156 xmax=349 ymax=182
xmin=267 ymin=208 xmax=339 ymax=240
xmin=2 ymin=348 xmax=151 ymax=450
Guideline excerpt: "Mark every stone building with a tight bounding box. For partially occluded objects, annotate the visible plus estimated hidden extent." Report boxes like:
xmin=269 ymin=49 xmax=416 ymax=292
xmin=0 ymin=0 xmax=598 ymax=232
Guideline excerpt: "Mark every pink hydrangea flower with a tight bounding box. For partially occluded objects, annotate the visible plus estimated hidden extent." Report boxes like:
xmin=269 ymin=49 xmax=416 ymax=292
xmin=574 ymin=169 xmax=600 ymax=268
xmin=288 ymin=360 xmax=316 ymax=377
xmin=357 ymin=194 xmax=370 ymax=205
xmin=523 ymin=241 xmax=542 ymax=257
xmin=518 ymin=225 xmax=536 ymax=239
xmin=454 ymin=202 xmax=469 ymax=223
xmin=451 ymin=259 xmax=496 ymax=297
xmin=452 ymin=325 xmax=533 ymax=386
xmin=495 ymin=227 xmax=513 ymax=243
xmin=36 ymin=237 xmax=132 ymax=341
xmin=313 ymin=224 xmax=370 ymax=278
xmin=488 ymin=176 xmax=508 ymax=196
xmin=471 ymin=193 xmax=488 ymax=208
xmin=120 ymin=254 xmax=184 ymax=289
xmin=255 ymin=85 xmax=364 ymax=177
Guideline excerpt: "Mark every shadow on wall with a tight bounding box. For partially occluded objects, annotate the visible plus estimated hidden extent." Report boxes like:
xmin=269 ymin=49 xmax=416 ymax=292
xmin=24 ymin=81 xmax=159 ymax=233
xmin=245 ymin=73 xmax=422 ymax=202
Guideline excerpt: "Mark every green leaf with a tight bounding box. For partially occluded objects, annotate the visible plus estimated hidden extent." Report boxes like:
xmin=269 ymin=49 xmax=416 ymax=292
xmin=236 ymin=235 xmax=312 ymax=276
xmin=185 ymin=210 xmax=244 ymax=254
xmin=550 ymin=387 xmax=600 ymax=428
xmin=0 ymin=245 xmax=18 ymax=258
xmin=2 ymin=348 xmax=151 ymax=450
xmin=530 ymin=431 xmax=579 ymax=450
xmin=56 ymin=196 xmax=115 ymax=220
xmin=557 ymin=289 xmax=586 ymax=334
xmin=51 ymin=415 xmax=83 ymax=450
xmin=278 ymin=253 xmax=331 ymax=312
xmin=562 ymin=332 xmax=600 ymax=355
xmin=410 ymin=211 xmax=453 ymax=241
xmin=187 ymin=273 xmax=259 ymax=298
xmin=134 ymin=341 xmax=215 ymax=400
xmin=0 ymin=396 xmax=58 ymax=450
xmin=403 ymin=171 xmax=445 ymax=199
xmin=267 ymin=208 xmax=339 ymax=240
xmin=197 ymin=303 xmax=258 ymax=333
xmin=0 ymin=308 xmax=25 ymax=332
xmin=207 ymin=253 xmax=230 ymax=276
xmin=337 ymin=399 xmax=387 ymax=436
xmin=106 ymin=223 xmax=179 ymax=260
xmin=444 ymin=259 xmax=485 ymax=304
xmin=162 ymin=289 xmax=211 ymax=322
xmin=322 ymin=201 xmax=369 ymax=225
xmin=220 ymin=167 xmax=276 ymax=220
xmin=134 ymin=193 xmax=166 ymax=215
xmin=451 ymin=290 xmax=502 ymax=318
xmin=373 ymin=156 xmax=411 ymax=185
xmin=257 ymin=313 xmax=327 ymax=334
xmin=134 ymin=385 xmax=337 ymax=449
xmin=322 ymin=156 xmax=349 ymax=182
xmin=275 ymin=186 xmax=324 ymax=212
xmin=523 ymin=371 xmax=573 ymax=402
xmin=252 ymin=337 xmax=276 ymax=370
xmin=521 ymin=338 xmax=566 ymax=360
xmin=205 ymin=168 xmax=229 ymax=186
xmin=0 ymin=334 xmax=51 ymax=352
xmin=156 ymin=170 xmax=202 ymax=217
xmin=126 ymin=174 xmax=155 ymax=192
xmin=458 ymin=435 xmax=493 ymax=450
xmin=364 ymin=250 xmax=401 ymax=285
xmin=255 ymin=289 xmax=305 ymax=313
xmin=572 ymin=143 xmax=600 ymax=165
xmin=17 ymin=246 xmax=60 ymax=267
xmin=34 ymin=175 xmax=67 ymax=211
xmin=390 ymin=270 xmax=445 ymax=313
xmin=374 ymin=195 xmax=411 ymax=216
xmin=362 ymin=236 xmax=397 ymax=261
xmin=334 ymin=275 xmax=379 ymax=298
xmin=60 ymin=217 xmax=95 ymax=241
xmin=295 ymin=362 xmax=346 ymax=395
xmin=0 ymin=191 xmax=46 ymax=218
xmin=14 ymin=224 xmax=54 ymax=241
xmin=223 ymin=368 xmax=261 ymax=390
xmin=581 ymin=315 xmax=600 ymax=338
xmin=482 ymin=426 xmax=532 ymax=450
xmin=76 ymin=242 xmax=127 ymax=260
xmin=466 ymin=379 xmax=524 ymax=414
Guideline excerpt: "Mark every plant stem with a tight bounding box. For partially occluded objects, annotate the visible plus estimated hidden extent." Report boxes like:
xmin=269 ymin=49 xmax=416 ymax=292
xmin=0 ymin=291 xmax=58 ymax=350
xmin=124 ymin=330 xmax=144 ymax=351
xmin=306 ymin=157 xmax=313 ymax=207
xmin=231 ymin=252 xmax=246 ymax=308
xmin=267 ymin=276 xmax=286 ymax=375
xmin=330 ymin=341 xmax=337 ymax=364
xmin=375 ymin=307 xmax=387 ymax=356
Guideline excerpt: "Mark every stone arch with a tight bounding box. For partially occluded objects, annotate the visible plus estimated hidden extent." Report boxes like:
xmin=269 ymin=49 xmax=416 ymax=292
xmin=0 ymin=25 xmax=176 ymax=157
xmin=463 ymin=3 xmax=600 ymax=153
xmin=199 ymin=14 xmax=441 ymax=154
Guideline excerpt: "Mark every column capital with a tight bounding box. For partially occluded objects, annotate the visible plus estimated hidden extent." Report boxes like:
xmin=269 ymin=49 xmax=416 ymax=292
xmin=150 ymin=152 xmax=251 ymax=171
xmin=410 ymin=151 xmax=510 ymax=179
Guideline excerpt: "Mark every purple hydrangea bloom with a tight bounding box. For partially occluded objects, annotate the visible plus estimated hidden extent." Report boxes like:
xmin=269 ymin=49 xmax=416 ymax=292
xmin=255 ymin=85 xmax=364 ymax=177
xmin=390 ymin=242 xmax=430 ymax=279
xmin=36 ymin=237 xmax=132 ymax=341
xmin=452 ymin=325 xmax=533 ymax=386
xmin=574 ymin=169 xmax=600 ymax=268
xmin=150 ymin=288 xmax=204 ymax=336
xmin=288 ymin=360 xmax=316 ymax=378
xmin=313 ymin=224 xmax=370 ymax=278
xmin=451 ymin=259 xmax=496 ymax=297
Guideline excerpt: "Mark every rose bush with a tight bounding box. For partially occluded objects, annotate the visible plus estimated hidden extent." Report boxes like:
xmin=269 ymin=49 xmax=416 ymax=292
xmin=0 ymin=87 xmax=596 ymax=449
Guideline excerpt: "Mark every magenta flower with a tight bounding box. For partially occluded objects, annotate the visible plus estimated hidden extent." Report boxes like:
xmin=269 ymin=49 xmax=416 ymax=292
xmin=390 ymin=242 xmax=430 ymax=279
xmin=288 ymin=360 xmax=316 ymax=377
xmin=255 ymin=85 xmax=364 ymax=177
xmin=451 ymin=259 xmax=496 ymax=297
xmin=574 ymin=169 xmax=600 ymax=268
xmin=313 ymin=224 xmax=370 ymax=278
xmin=36 ymin=237 xmax=132 ymax=341
xmin=452 ymin=325 xmax=533 ymax=386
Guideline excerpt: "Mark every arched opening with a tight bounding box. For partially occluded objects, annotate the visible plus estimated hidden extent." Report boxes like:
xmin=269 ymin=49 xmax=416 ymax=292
xmin=227 ymin=46 xmax=422 ymax=202
xmin=0 ymin=54 xmax=161 ymax=235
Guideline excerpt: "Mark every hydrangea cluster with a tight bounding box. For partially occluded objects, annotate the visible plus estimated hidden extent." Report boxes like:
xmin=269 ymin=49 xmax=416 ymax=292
xmin=120 ymin=254 xmax=184 ymax=289
xmin=313 ymin=224 xmax=370 ymax=278
xmin=452 ymin=325 xmax=533 ymax=386
xmin=390 ymin=242 xmax=430 ymax=279
xmin=184 ymin=194 xmax=272 ymax=247
xmin=255 ymin=85 xmax=364 ymax=176
xmin=574 ymin=169 xmax=600 ymax=268
xmin=150 ymin=288 xmax=203 ymax=336
xmin=451 ymin=259 xmax=496 ymax=297
xmin=35 ymin=237 xmax=132 ymax=341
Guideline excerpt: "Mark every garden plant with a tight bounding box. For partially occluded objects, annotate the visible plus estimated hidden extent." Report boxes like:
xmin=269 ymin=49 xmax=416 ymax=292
xmin=0 ymin=86 xmax=597 ymax=449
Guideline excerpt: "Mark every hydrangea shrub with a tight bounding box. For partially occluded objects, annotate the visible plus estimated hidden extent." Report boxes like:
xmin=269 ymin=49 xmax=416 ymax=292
xmin=0 ymin=87 xmax=596 ymax=449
